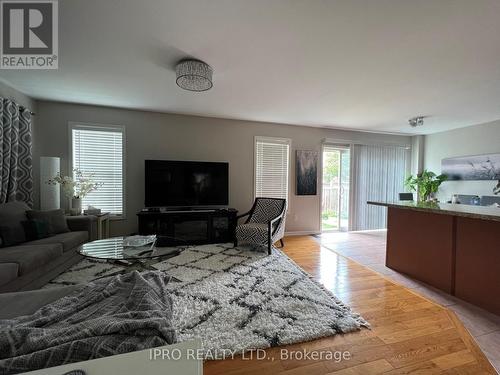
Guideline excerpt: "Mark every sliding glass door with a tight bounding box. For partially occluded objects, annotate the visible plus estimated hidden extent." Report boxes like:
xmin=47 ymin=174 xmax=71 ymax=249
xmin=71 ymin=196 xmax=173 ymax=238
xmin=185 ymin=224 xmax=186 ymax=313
xmin=321 ymin=145 xmax=350 ymax=232
xmin=321 ymin=142 xmax=410 ymax=232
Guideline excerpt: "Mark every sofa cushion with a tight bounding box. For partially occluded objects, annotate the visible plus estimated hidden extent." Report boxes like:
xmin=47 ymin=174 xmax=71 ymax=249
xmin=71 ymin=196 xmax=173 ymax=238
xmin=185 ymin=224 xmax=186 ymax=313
xmin=26 ymin=209 xmax=70 ymax=235
xmin=0 ymin=262 xmax=19 ymax=286
xmin=0 ymin=201 xmax=30 ymax=245
xmin=24 ymin=231 xmax=88 ymax=252
xmin=0 ymin=285 xmax=84 ymax=319
xmin=0 ymin=244 xmax=63 ymax=275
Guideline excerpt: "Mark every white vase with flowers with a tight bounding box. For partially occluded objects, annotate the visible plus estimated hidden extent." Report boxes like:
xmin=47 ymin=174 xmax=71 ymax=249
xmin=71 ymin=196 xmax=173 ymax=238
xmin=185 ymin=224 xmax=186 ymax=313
xmin=47 ymin=169 xmax=102 ymax=215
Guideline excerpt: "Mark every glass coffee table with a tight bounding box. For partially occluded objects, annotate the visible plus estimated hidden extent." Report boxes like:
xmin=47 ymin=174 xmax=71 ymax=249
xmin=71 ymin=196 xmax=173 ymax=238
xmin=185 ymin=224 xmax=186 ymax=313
xmin=78 ymin=236 xmax=187 ymax=268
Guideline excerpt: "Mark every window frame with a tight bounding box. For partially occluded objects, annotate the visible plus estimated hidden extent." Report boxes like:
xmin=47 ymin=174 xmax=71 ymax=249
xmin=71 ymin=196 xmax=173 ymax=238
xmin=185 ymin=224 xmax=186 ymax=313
xmin=253 ymin=136 xmax=292 ymax=203
xmin=68 ymin=122 xmax=126 ymax=220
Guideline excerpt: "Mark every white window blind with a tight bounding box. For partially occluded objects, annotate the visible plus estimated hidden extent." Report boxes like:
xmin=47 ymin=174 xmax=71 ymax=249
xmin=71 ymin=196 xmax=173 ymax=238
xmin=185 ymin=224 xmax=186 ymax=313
xmin=255 ymin=137 xmax=290 ymax=199
xmin=71 ymin=125 xmax=124 ymax=216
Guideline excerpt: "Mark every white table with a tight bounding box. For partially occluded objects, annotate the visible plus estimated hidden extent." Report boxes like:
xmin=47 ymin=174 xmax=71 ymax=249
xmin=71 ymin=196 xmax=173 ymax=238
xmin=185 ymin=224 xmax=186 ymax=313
xmin=94 ymin=212 xmax=110 ymax=239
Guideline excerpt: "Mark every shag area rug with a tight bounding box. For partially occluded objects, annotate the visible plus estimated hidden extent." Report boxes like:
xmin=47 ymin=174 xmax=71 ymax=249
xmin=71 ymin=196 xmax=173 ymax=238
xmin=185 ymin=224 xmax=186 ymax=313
xmin=45 ymin=243 xmax=368 ymax=354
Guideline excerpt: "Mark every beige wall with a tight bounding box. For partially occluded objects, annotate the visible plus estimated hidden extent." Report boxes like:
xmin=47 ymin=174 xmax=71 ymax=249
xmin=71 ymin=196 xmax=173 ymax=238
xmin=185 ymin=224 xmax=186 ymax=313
xmin=0 ymin=81 xmax=36 ymax=110
xmin=424 ymin=120 xmax=500 ymax=201
xmin=34 ymin=100 xmax=411 ymax=236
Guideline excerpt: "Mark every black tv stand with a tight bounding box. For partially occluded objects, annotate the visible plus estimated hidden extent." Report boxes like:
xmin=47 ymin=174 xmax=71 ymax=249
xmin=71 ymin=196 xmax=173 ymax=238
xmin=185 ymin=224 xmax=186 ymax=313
xmin=142 ymin=207 xmax=229 ymax=212
xmin=137 ymin=208 xmax=238 ymax=245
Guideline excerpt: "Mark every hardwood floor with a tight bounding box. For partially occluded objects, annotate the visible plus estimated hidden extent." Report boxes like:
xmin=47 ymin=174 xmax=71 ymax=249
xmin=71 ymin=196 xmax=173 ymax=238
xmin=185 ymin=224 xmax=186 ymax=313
xmin=204 ymin=235 xmax=497 ymax=374
xmin=319 ymin=230 xmax=500 ymax=372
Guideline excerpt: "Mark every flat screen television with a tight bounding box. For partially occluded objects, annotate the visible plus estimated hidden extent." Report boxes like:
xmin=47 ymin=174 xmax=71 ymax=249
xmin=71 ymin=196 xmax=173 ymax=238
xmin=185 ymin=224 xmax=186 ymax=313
xmin=145 ymin=160 xmax=229 ymax=207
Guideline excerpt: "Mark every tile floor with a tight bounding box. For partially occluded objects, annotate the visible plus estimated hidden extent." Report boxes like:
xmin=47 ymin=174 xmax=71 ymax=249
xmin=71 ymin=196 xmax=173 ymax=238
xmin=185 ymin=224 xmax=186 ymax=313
xmin=316 ymin=230 xmax=500 ymax=373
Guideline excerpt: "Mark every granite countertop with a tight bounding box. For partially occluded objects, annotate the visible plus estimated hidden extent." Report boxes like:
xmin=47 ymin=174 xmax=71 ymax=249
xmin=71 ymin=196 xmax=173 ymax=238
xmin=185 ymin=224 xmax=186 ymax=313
xmin=367 ymin=200 xmax=500 ymax=222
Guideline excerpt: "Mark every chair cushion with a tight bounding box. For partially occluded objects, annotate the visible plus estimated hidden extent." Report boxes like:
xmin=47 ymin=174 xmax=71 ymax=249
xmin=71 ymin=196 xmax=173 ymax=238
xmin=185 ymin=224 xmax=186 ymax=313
xmin=236 ymin=223 xmax=269 ymax=244
xmin=24 ymin=231 xmax=88 ymax=252
xmin=26 ymin=209 xmax=70 ymax=235
xmin=0 ymin=244 xmax=63 ymax=275
xmin=0 ymin=262 xmax=19 ymax=286
xmin=0 ymin=201 xmax=30 ymax=245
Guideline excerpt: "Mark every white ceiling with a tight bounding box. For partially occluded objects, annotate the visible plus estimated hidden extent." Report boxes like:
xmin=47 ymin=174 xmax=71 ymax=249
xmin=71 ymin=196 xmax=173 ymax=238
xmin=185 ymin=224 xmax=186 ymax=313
xmin=2 ymin=0 xmax=500 ymax=134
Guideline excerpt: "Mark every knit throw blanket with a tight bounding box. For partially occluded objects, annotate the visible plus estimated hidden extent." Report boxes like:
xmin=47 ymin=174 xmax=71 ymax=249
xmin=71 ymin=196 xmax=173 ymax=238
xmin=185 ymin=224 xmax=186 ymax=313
xmin=0 ymin=271 xmax=176 ymax=374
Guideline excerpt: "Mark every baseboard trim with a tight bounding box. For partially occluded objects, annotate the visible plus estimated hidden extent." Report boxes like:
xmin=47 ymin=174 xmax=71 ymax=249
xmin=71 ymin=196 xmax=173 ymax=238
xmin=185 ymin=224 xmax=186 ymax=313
xmin=285 ymin=231 xmax=321 ymax=236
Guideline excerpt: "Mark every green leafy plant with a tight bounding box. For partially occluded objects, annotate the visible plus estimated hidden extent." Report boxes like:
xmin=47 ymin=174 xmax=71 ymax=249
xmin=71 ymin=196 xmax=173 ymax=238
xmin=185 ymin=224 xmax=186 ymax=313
xmin=405 ymin=170 xmax=447 ymax=202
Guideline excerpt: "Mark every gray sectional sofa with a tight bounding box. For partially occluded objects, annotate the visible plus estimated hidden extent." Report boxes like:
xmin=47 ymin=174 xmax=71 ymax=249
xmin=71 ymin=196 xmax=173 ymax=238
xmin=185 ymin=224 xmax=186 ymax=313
xmin=0 ymin=201 xmax=97 ymax=293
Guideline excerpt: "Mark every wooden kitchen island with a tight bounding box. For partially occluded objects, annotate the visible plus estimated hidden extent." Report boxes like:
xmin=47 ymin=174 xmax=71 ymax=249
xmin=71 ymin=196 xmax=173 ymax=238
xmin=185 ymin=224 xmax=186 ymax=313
xmin=368 ymin=200 xmax=500 ymax=316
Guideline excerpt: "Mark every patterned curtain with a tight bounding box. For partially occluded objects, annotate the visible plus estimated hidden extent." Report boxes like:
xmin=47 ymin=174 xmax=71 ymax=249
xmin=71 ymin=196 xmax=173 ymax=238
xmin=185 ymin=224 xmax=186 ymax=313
xmin=0 ymin=98 xmax=33 ymax=206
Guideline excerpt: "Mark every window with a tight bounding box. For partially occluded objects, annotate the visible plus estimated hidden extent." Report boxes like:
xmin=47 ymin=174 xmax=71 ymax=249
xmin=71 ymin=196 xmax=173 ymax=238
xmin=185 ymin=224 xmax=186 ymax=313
xmin=70 ymin=123 xmax=125 ymax=217
xmin=254 ymin=136 xmax=291 ymax=200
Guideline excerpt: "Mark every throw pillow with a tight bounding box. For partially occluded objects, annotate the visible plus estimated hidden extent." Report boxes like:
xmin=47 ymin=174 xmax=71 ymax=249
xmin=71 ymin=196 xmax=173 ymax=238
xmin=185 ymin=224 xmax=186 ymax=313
xmin=0 ymin=226 xmax=18 ymax=247
xmin=0 ymin=201 xmax=30 ymax=244
xmin=22 ymin=219 xmax=50 ymax=241
xmin=26 ymin=209 xmax=70 ymax=235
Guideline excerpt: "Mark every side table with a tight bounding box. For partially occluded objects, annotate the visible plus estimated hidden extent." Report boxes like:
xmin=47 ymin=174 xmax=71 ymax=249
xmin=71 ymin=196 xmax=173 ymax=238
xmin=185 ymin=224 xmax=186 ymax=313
xmin=93 ymin=212 xmax=111 ymax=239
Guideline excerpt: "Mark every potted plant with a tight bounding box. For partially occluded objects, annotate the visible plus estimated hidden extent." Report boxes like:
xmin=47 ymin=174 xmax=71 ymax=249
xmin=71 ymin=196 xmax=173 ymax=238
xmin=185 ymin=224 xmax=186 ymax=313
xmin=48 ymin=169 xmax=102 ymax=215
xmin=405 ymin=170 xmax=447 ymax=202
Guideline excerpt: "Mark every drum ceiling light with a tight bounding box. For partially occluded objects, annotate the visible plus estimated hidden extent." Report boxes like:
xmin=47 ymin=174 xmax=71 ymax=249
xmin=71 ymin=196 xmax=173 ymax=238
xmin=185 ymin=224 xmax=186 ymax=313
xmin=175 ymin=59 xmax=213 ymax=92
